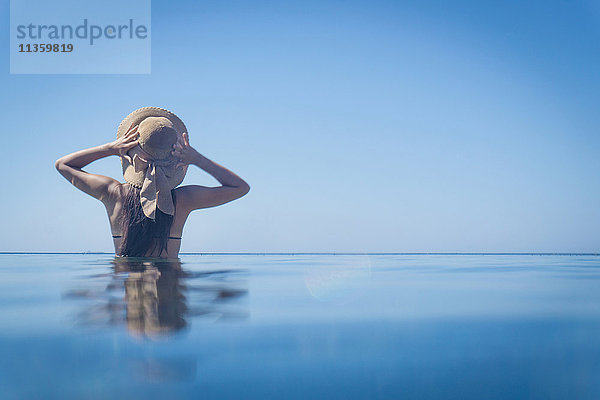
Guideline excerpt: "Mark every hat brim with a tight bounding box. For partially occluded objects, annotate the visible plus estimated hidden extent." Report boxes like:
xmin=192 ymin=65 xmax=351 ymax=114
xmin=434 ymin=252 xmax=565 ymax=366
xmin=117 ymin=107 xmax=189 ymax=189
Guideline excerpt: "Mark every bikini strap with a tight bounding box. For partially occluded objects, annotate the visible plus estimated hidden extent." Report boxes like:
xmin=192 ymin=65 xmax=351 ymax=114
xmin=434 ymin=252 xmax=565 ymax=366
xmin=112 ymin=234 xmax=181 ymax=240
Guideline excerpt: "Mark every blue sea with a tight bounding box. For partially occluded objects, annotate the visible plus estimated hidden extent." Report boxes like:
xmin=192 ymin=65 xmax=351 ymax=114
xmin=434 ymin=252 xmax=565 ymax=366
xmin=1 ymin=253 xmax=599 ymax=399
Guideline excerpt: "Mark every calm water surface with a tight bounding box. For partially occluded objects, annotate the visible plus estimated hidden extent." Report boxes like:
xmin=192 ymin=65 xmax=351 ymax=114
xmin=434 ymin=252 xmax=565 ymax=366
xmin=1 ymin=254 xmax=600 ymax=399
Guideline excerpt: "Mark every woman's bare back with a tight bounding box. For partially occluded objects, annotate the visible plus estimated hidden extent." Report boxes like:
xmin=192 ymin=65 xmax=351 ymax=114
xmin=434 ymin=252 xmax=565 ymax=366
xmin=106 ymin=183 xmax=191 ymax=258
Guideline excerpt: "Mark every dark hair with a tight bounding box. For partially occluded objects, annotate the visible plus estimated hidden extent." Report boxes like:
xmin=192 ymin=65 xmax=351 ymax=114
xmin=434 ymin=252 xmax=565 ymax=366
xmin=118 ymin=184 xmax=176 ymax=257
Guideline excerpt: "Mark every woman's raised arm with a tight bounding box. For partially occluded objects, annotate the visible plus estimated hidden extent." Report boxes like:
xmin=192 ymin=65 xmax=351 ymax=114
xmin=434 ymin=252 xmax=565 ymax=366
xmin=55 ymin=124 xmax=139 ymax=203
xmin=172 ymin=132 xmax=250 ymax=212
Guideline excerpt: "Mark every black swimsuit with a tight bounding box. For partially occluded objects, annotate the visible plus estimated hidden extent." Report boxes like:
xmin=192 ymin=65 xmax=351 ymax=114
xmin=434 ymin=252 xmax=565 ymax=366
xmin=112 ymin=235 xmax=182 ymax=240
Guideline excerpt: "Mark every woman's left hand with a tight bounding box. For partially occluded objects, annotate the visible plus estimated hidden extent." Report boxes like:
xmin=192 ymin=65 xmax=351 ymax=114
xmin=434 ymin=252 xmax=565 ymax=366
xmin=172 ymin=132 xmax=201 ymax=168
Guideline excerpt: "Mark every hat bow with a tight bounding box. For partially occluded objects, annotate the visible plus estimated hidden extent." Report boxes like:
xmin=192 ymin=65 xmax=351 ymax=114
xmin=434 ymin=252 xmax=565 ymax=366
xmin=130 ymin=153 xmax=179 ymax=219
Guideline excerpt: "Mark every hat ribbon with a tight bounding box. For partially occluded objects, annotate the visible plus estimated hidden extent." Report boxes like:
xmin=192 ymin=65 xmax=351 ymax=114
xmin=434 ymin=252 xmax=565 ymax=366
xmin=130 ymin=153 xmax=177 ymax=219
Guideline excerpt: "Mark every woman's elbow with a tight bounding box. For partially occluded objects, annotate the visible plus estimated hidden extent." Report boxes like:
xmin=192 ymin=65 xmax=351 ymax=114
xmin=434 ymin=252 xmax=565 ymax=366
xmin=238 ymin=182 xmax=250 ymax=197
xmin=54 ymin=157 xmax=71 ymax=175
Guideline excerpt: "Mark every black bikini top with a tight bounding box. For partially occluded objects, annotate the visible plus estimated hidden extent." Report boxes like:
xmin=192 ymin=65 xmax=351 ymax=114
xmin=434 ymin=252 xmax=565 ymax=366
xmin=112 ymin=235 xmax=182 ymax=240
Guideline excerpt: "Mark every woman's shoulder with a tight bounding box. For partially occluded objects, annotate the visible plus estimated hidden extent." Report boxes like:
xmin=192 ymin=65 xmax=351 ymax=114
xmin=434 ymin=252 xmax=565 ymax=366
xmin=109 ymin=182 xmax=128 ymax=197
xmin=104 ymin=182 xmax=130 ymax=208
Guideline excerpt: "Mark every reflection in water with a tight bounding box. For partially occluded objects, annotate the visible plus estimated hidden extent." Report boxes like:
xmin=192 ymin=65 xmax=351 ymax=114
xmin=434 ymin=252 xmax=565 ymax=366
xmin=65 ymin=257 xmax=248 ymax=338
xmin=119 ymin=258 xmax=186 ymax=336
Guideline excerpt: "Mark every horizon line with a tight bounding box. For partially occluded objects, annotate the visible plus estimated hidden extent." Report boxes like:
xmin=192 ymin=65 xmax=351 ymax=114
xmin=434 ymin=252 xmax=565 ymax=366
xmin=0 ymin=252 xmax=599 ymax=256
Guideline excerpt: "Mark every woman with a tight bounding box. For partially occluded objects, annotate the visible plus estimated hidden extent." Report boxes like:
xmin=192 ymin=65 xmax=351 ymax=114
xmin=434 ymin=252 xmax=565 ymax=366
xmin=55 ymin=107 xmax=250 ymax=258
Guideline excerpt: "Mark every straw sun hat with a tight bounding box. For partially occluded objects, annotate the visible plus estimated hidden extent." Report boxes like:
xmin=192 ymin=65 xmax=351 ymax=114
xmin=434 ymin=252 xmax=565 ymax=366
xmin=117 ymin=107 xmax=189 ymax=220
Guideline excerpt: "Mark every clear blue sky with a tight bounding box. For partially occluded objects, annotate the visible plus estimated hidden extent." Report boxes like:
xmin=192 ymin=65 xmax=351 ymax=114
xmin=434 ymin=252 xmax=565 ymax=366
xmin=1 ymin=0 xmax=598 ymax=252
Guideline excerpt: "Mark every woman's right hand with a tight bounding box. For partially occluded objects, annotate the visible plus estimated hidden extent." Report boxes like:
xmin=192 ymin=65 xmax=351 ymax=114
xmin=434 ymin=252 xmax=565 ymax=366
xmin=109 ymin=123 xmax=139 ymax=157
